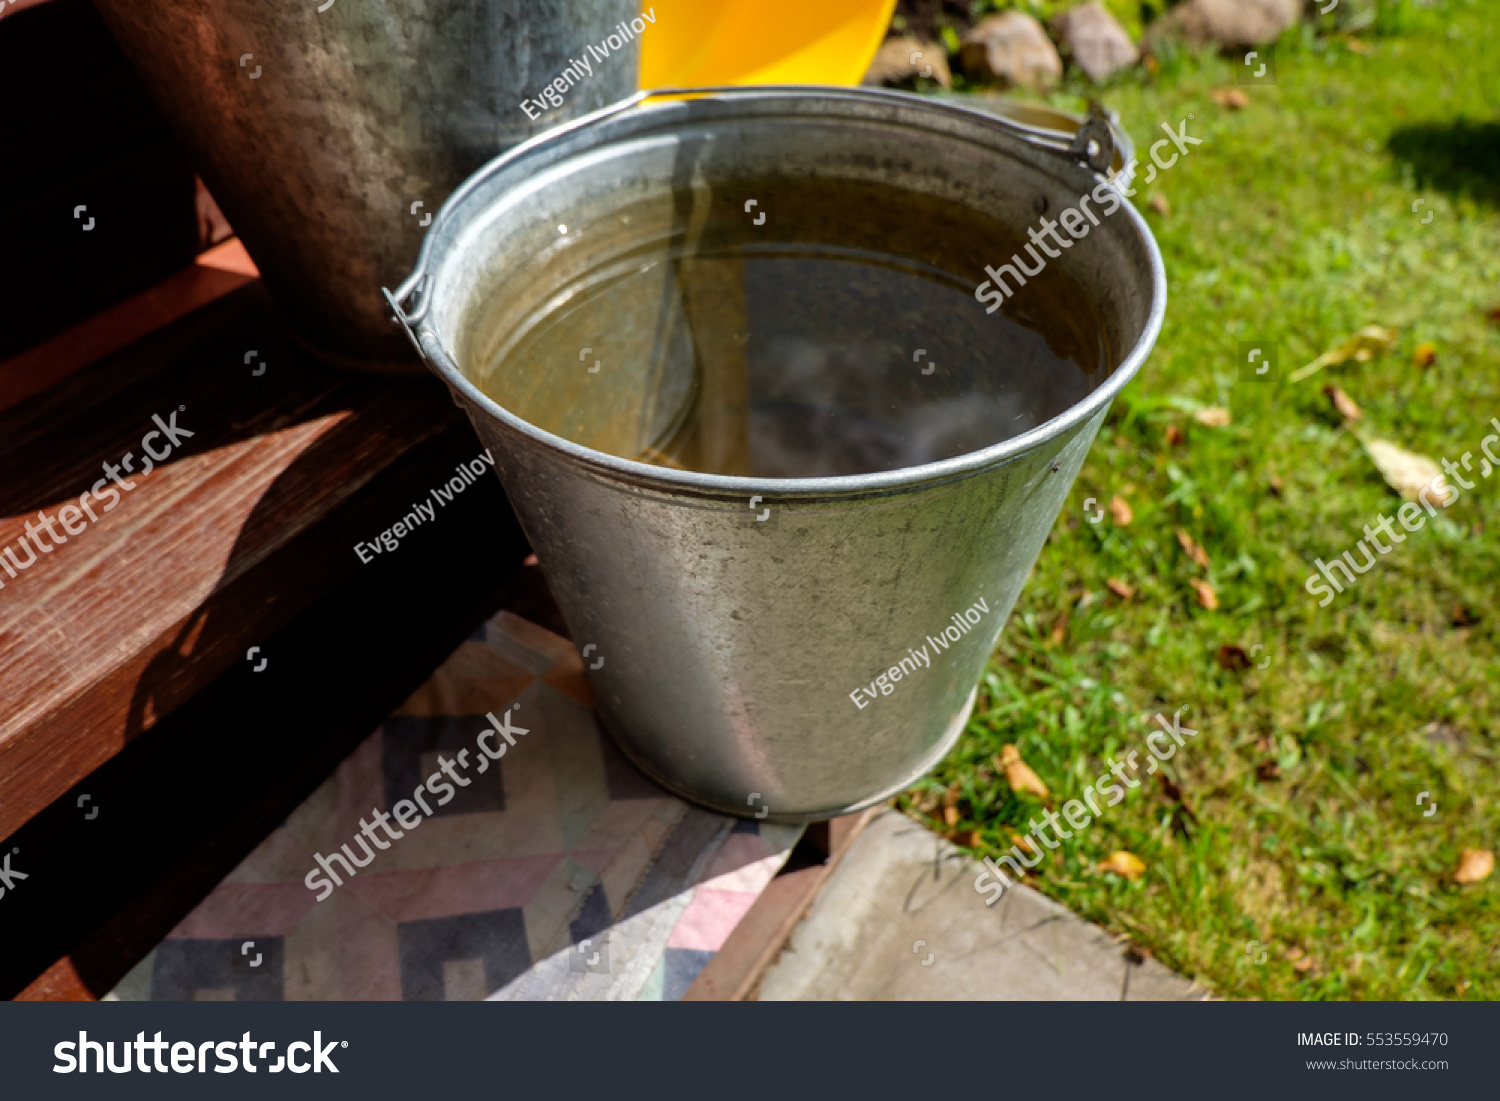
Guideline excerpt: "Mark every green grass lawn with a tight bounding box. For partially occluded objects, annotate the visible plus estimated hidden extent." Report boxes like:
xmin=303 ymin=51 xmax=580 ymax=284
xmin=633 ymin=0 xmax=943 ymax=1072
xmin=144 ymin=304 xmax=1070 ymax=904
xmin=900 ymin=0 xmax=1500 ymax=999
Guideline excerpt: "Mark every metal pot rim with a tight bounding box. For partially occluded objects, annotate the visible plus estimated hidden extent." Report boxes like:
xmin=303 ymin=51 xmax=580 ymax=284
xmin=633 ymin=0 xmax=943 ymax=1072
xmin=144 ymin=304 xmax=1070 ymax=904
xmin=389 ymin=84 xmax=1167 ymax=498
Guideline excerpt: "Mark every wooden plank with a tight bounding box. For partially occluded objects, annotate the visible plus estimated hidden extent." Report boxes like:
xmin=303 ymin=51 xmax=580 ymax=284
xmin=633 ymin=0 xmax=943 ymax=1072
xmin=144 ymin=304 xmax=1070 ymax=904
xmin=16 ymin=959 xmax=92 ymax=1002
xmin=3 ymin=467 xmax=532 ymax=999
xmin=681 ymin=807 xmax=877 ymax=1001
xmin=0 ymin=0 xmax=202 ymax=359
xmin=0 ymin=280 xmax=470 ymax=839
xmin=0 ymin=134 xmax=200 ymax=360
xmin=0 ymin=240 xmax=257 ymax=413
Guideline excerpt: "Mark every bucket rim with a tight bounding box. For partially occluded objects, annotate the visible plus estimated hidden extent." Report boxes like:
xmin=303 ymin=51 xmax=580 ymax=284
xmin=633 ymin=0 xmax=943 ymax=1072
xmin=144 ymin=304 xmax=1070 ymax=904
xmin=391 ymin=85 xmax=1167 ymax=498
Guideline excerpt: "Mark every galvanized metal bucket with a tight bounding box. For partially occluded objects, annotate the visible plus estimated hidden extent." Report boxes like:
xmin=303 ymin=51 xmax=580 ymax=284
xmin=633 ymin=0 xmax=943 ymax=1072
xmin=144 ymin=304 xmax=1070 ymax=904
xmin=388 ymin=86 xmax=1166 ymax=822
xmin=92 ymin=0 xmax=643 ymax=374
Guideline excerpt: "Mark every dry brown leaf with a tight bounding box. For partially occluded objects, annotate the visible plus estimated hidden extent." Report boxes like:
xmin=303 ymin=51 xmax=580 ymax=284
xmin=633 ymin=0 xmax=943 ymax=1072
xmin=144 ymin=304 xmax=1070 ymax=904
xmin=1454 ymin=848 xmax=1494 ymax=884
xmin=1361 ymin=438 xmax=1455 ymax=505
xmin=1255 ymin=759 xmax=1281 ymax=782
xmin=1289 ymin=324 xmax=1397 ymax=382
xmin=911 ymin=788 xmax=940 ymax=814
xmin=1190 ymin=577 xmax=1219 ymax=610
xmin=997 ymin=744 xmax=1050 ymax=800
xmin=1165 ymin=423 xmax=1184 ymax=447
xmin=942 ymin=805 xmax=960 ymax=827
xmin=1097 ymin=851 xmax=1146 ymax=880
xmin=1293 ymin=957 xmax=1315 ymax=973
xmin=1194 ymin=406 xmax=1231 ymax=427
xmin=1176 ymin=529 xmax=1211 ymax=569
xmin=1110 ymin=495 xmax=1134 ymax=525
xmin=1011 ymin=832 xmax=1038 ymax=855
xmin=1413 ymin=342 xmax=1437 ymax=368
xmin=1107 ymin=577 xmax=1136 ymax=601
xmin=1216 ymin=644 xmax=1251 ymax=671
xmin=950 ymin=829 xmax=982 ymax=848
xmin=1049 ymin=609 xmax=1069 ymax=645
xmin=1285 ymin=946 xmax=1305 ymax=961
xmin=1269 ymin=474 xmax=1284 ymax=496
xmin=1211 ymin=87 xmax=1248 ymax=108
xmin=1323 ymin=384 xmax=1363 ymax=421
xmin=1149 ymin=193 xmax=1171 ymax=216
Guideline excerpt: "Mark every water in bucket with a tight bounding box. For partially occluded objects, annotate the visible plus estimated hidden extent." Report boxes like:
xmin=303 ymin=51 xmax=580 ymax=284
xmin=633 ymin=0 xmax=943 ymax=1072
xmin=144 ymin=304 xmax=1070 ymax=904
xmin=472 ymin=174 xmax=1117 ymax=478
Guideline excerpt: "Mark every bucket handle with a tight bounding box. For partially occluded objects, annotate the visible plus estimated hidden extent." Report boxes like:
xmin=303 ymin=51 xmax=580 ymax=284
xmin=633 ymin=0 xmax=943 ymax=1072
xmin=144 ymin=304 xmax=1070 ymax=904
xmin=381 ymin=85 xmax=1117 ymax=365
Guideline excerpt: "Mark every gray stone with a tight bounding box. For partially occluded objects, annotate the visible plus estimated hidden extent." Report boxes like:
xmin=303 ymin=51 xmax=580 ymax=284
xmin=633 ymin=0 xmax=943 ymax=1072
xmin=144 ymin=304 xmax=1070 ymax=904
xmin=756 ymin=810 xmax=1209 ymax=1000
xmin=1125 ymin=954 xmax=1214 ymax=1000
xmin=959 ymin=12 xmax=1064 ymax=91
xmin=862 ymin=36 xmax=953 ymax=90
xmin=1054 ymin=2 xmax=1140 ymax=83
xmin=1150 ymin=0 xmax=1301 ymax=49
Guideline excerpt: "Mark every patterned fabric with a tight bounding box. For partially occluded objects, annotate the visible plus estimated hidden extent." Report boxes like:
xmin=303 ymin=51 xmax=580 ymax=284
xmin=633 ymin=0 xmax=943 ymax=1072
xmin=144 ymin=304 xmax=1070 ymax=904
xmin=108 ymin=611 xmax=801 ymax=1001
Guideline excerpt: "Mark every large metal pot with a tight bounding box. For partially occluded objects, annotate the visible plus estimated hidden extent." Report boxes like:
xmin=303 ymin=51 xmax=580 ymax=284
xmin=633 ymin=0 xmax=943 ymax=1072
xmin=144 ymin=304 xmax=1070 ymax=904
xmin=91 ymin=0 xmax=643 ymax=373
xmin=388 ymin=86 xmax=1166 ymax=821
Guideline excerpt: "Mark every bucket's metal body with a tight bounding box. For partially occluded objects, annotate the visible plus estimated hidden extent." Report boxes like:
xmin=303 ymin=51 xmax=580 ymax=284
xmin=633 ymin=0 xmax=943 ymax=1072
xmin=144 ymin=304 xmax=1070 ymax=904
xmin=91 ymin=0 xmax=642 ymax=374
xmin=389 ymin=87 xmax=1166 ymax=821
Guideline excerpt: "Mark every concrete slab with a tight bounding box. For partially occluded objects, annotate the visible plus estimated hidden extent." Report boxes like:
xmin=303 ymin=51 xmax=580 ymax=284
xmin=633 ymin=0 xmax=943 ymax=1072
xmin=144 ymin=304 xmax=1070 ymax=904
xmin=756 ymin=810 xmax=1210 ymax=1001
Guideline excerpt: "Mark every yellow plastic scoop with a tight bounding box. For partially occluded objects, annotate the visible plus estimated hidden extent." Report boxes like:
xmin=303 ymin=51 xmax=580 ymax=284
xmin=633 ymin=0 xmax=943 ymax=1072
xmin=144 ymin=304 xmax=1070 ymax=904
xmin=641 ymin=0 xmax=897 ymax=87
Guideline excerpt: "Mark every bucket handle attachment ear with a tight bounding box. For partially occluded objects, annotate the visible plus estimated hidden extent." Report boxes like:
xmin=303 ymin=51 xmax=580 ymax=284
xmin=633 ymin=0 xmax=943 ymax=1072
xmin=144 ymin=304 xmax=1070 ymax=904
xmin=382 ymin=276 xmax=430 ymax=362
xmin=1065 ymin=103 xmax=1116 ymax=174
xmin=378 ymin=88 xmax=665 ymax=367
xmin=381 ymin=280 xmax=467 ymax=408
